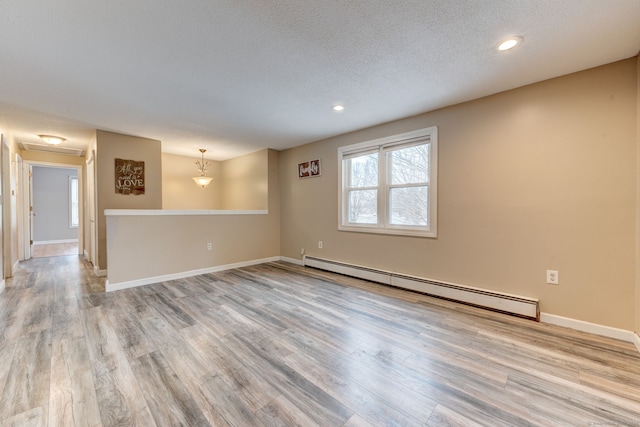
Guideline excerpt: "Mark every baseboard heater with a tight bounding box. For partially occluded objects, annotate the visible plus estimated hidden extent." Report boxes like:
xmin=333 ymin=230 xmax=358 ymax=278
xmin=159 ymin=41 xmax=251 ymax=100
xmin=303 ymin=256 xmax=540 ymax=321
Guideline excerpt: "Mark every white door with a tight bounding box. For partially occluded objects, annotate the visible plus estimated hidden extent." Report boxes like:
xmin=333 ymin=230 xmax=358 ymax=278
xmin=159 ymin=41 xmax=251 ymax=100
xmin=16 ymin=154 xmax=24 ymax=261
xmin=20 ymin=162 xmax=31 ymax=260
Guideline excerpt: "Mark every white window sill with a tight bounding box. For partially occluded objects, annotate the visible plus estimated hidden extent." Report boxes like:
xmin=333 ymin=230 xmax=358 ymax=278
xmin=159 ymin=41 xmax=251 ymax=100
xmin=338 ymin=224 xmax=437 ymax=238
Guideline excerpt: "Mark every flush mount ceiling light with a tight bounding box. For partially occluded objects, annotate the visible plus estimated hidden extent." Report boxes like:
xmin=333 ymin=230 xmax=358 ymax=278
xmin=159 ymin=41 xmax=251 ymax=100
xmin=332 ymin=104 xmax=345 ymax=112
xmin=38 ymin=134 xmax=66 ymax=145
xmin=192 ymin=148 xmax=213 ymax=188
xmin=497 ymin=36 xmax=524 ymax=51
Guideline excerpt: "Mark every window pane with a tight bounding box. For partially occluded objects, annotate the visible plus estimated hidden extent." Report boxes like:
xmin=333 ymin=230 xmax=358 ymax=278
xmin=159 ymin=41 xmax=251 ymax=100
xmin=348 ymin=153 xmax=378 ymax=188
xmin=70 ymin=177 xmax=79 ymax=227
xmin=339 ymin=126 xmax=437 ymax=236
xmin=389 ymin=186 xmax=428 ymax=226
xmin=389 ymin=144 xmax=429 ymax=185
xmin=348 ymin=189 xmax=377 ymax=224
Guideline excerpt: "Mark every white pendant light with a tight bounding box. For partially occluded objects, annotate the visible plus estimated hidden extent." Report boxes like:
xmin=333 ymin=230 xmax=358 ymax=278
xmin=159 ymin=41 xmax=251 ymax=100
xmin=192 ymin=149 xmax=213 ymax=188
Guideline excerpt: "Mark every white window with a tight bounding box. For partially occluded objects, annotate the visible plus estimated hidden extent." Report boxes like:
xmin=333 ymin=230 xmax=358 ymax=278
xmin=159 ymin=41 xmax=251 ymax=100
xmin=338 ymin=127 xmax=437 ymax=237
xmin=69 ymin=176 xmax=79 ymax=228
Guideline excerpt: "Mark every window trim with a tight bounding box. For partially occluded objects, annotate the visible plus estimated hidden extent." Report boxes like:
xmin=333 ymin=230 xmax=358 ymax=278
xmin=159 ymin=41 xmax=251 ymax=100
xmin=338 ymin=126 xmax=438 ymax=238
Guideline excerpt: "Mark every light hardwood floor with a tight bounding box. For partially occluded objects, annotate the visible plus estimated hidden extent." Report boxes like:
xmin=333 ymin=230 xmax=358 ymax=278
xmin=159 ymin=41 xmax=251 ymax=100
xmin=31 ymin=243 xmax=79 ymax=259
xmin=1 ymin=256 xmax=639 ymax=426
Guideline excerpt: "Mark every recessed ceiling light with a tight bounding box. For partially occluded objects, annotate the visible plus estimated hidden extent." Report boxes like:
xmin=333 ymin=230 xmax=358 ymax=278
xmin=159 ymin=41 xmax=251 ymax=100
xmin=497 ymin=36 xmax=523 ymax=51
xmin=332 ymin=105 xmax=345 ymax=112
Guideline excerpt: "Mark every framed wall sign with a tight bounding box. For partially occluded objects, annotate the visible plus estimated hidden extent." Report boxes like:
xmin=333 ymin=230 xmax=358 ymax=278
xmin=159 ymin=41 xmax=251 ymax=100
xmin=298 ymin=159 xmax=321 ymax=179
xmin=115 ymin=158 xmax=145 ymax=195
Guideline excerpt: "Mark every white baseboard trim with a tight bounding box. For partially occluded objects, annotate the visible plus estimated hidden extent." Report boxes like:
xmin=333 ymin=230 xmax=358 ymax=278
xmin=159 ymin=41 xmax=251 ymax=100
xmin=279 ymin=256 xmax=304 ymax=266
xmin=0 ymin=279 xmax=5 ymax=294
xmin=633 ymin=332 xmax=640 ymax=354
xmin=34 ymin=239 xmax=78 ymax=245
xmin=105 ymin=256 xmax=281 ymax=292
xmin=540 ymin=313 xmax=635 ymax=344
xmin=94 ymin=267 xmax=107 ymax=277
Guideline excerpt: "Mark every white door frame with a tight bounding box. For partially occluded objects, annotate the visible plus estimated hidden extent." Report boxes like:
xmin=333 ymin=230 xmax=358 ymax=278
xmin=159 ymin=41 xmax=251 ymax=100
xmin=16 ymin=153 xmax=24 ymax=262
xmin=21 ymin=160 xmax=84 ymax=259
xmin=85 ymin=150 xmax=97 ymax=267
xmin=2 ymin=139 xmax=12 ymax=278
xmin=21 ymin=163 xmax=32 ymax=260
xmin=0 ymin=135 xmax=6 ymax=287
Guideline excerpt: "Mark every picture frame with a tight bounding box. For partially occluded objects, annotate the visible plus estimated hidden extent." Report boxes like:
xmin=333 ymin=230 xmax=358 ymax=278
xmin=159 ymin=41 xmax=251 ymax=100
xmin=115 ymin=158 xmax=145 ymax=195
xmin=298 ymin=159 xmax=321 ymax=179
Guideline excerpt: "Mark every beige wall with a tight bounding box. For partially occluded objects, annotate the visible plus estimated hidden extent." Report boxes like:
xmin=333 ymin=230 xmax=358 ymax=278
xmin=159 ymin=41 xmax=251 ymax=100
xmin=0 ymin=134 xmax=16 ymax=279
xmin=20 ymin=150 xmax=86 ymax=165
xmin=280 ymin=58 xmax=638 ymax=330
xmin=84 ymin=133 xmax=97 ymax=260
xmin=268 ymin=149 xmax=280 ymax=230
xmin=162 ymin=153 xmax=223 ymax=209
xmin=162 ymin=149 xmax=270 ymax=211
xmin=0 ymin=121 xmax=10 ymax=283
xmin=222 ymin=149 xmax=269 ymax=210
xmin=106 ymin=213 xmax=276 ymax=285
xmin=96 ymin=130 xmax=162 ymax=270
xmin=0 ymin=119 xmax=16 ymax=279
xmin=106 ymin=149 xmax=280 ymax=285
xmin=0 ymin=115 xmax=14 ymax=152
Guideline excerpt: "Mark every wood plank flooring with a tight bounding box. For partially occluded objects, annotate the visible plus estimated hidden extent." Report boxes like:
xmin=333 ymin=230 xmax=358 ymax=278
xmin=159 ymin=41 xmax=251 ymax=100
xmin=1 ymin=256 xmax=640 ymax=426
xmin=31 ymin=243 xmax=79 ymax=259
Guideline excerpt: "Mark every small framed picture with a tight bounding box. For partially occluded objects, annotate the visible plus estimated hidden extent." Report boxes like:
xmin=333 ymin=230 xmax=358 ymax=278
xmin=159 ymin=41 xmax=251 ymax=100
xmin=298 ymin=159 xmax=321 ymax=179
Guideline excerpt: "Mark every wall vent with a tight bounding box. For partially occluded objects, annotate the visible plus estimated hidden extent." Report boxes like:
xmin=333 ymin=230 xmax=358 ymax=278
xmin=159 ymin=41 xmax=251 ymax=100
xmin=303 ymin=256 xmax=540 ymax=320
xmin=18 ymin=142 xmax=86 ymax=157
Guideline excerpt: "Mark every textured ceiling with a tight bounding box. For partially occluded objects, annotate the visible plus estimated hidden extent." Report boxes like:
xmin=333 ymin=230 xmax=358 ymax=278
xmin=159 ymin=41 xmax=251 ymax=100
xmin=0 ymin=1 xmax=639 ymax=160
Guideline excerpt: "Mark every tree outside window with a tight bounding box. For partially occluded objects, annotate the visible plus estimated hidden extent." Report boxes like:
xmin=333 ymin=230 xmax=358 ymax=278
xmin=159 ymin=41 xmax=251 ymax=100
xmin=339 ymin=127 xmax=437 ymax=238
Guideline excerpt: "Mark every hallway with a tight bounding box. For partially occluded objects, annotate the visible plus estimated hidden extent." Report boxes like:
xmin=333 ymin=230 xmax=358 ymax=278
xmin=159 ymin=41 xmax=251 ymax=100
xmin=31 ymin=243 xmax=80 ymax=259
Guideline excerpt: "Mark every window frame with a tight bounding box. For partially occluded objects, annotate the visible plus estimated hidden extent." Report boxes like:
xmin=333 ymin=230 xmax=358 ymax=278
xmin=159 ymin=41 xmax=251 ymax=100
xmin=69 ymin=176 xmax=79 ymax=229
xmin=338 ymin=126 xmax=438 ymax=238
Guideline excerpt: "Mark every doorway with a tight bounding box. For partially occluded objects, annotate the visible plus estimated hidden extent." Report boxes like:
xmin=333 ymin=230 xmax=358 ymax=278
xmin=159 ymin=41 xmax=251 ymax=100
xmin=20 ymin=161 xmax=83 ymax=260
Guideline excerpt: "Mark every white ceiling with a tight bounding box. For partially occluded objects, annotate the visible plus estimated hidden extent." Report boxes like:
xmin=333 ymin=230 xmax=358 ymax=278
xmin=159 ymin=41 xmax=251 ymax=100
xmin=0 ymin=1 xmax=639 ymax=160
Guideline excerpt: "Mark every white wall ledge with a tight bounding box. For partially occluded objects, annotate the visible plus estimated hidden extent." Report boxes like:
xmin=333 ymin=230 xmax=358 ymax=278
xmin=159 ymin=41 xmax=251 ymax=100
xmin=105 ymin=209 xmax=268 ymax=216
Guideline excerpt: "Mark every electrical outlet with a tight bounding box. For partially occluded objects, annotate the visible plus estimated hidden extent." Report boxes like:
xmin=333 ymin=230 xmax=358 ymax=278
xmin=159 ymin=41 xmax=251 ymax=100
xmin=318 ymin=241 xmax=323 ymax=249
xmin=546 ymin=270 xmax=559 ymax=285
xmin=207 ymin=243 xmax=212 ymax=251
